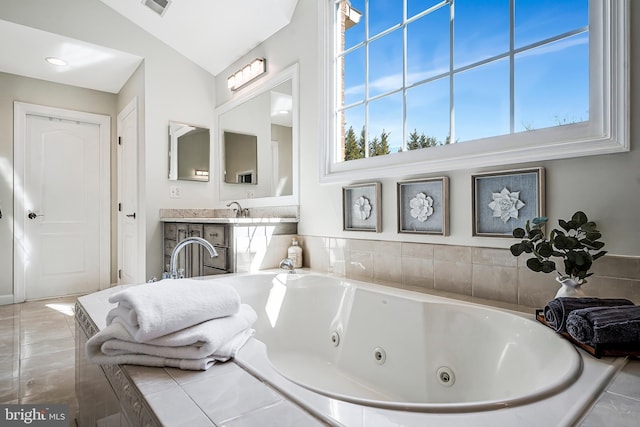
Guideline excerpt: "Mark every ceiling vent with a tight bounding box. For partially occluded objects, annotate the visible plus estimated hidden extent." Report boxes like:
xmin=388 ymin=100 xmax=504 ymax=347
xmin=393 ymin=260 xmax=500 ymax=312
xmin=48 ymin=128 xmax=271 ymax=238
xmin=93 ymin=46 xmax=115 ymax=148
xmin=142 ymin=0 xmax=171 ymax=17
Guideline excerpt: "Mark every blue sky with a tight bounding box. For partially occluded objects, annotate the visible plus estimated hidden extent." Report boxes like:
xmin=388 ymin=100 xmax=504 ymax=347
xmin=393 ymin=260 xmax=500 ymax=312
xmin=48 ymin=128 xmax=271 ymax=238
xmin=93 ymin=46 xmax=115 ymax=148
xmin=340 ymin=0 xmax=589 ymax=153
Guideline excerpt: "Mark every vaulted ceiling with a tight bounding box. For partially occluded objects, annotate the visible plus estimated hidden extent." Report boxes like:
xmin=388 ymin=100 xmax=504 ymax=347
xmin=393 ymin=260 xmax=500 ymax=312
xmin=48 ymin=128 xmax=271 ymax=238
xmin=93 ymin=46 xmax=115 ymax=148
xmin=98 ymin=0 xmax=298 ymax=76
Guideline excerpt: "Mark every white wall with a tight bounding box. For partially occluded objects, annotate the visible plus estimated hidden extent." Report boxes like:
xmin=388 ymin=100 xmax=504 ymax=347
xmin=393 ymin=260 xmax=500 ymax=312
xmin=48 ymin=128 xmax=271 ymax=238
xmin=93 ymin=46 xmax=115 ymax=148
xmin=216 ymin=1 xmax=640 ymax=257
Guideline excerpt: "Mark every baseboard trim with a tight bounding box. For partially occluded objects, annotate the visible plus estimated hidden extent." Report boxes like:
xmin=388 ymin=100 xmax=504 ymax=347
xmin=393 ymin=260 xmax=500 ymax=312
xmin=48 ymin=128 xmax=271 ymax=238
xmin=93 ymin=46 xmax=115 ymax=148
xmin=0 ymin=294 xmax=15 ymax=306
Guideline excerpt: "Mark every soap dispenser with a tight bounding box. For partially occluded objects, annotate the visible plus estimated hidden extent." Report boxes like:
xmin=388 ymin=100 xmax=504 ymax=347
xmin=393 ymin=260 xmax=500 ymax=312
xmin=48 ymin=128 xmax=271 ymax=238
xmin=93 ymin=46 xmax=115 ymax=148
xmin=287 ymin=237 xmax=303 ymax=268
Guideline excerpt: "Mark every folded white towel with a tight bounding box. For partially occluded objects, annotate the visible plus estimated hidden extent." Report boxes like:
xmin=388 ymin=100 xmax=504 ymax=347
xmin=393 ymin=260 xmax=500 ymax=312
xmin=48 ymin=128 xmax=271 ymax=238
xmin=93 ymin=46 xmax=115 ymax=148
xmin=86 ymin=345 xmax=218 ymax=370
xmin=101 ymin=305 xmax=256 ymax=359
xmin=107 ymin=279 xmax=241 ymax=342
xmin=86 ymin=305 xmax=257 ymax=370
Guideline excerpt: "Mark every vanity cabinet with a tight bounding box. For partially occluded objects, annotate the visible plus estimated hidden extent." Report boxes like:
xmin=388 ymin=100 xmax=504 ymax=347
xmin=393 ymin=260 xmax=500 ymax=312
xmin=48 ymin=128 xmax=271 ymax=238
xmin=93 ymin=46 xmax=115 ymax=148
xmin=163 ymin=222 xmax=231 ymax=277
xmin=161 ymin=218 xmax=298 ymax=276
xmin=202 ymin=224 xmax=230 ymax=275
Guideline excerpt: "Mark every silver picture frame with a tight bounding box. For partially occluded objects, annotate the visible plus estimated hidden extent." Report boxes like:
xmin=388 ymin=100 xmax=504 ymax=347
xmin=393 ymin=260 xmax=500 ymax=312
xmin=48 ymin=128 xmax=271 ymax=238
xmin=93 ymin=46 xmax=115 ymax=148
xmin=397 ymin=177 xmax=449 ymax=235
xmin=472 ymin=167 xmax=545 ymax=237
xmin=343 ymin=182 xmax=382 ymax=232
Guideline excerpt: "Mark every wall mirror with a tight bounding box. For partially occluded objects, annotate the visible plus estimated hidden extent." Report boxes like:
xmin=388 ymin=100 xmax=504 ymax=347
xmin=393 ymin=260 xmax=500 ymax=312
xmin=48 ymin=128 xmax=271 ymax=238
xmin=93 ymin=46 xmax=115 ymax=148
xmin=168 ymin=122 xmax=210 ymax=181
xmin=224 ymin=131 xmax=258 ymax=184
xmin=216 ymin=63 xmax=299 ymax=206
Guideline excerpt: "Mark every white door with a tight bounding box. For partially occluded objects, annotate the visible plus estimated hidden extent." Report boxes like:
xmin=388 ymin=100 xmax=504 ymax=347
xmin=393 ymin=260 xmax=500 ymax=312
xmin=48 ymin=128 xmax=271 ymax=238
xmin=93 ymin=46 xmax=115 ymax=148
xmin=117 ymin=98 xmax=139 ymax=284
xmin=14 ymin=102 xmax=110 ymax=302
xmin=23 ymin=115 xmax=100 ymax=299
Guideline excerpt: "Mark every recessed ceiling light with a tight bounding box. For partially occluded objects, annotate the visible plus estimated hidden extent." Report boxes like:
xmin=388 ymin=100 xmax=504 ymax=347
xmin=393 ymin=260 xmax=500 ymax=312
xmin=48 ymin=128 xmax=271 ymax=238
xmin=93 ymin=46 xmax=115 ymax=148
xmin=45 ymin=57 xmax=68 ymax=66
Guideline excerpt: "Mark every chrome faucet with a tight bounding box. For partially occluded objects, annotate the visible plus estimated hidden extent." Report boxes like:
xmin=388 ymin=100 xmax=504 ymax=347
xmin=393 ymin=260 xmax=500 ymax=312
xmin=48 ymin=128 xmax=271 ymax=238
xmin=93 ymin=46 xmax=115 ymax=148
xmin=279 ymin=258 xmax=296 ymax=274
xmin=226 ymin=201 xmax=243 ymax=218
xmin=226 ymin=201 xmax=250 ymax=218
xmin=168 ymin=236 xmax=218 ymax=279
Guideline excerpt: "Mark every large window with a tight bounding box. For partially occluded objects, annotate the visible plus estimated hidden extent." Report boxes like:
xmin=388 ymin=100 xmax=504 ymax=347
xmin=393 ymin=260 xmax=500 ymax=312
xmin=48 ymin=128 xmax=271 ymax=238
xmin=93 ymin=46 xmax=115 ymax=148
xmin=320 ymin=0 xmax=628 ymax=182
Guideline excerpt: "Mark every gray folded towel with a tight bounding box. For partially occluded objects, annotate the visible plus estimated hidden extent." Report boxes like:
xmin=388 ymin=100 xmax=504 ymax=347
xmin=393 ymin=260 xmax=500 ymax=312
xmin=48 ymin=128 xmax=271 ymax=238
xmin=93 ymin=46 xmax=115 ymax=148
xmin=543 ymin=297 xmax=634 ymax=332
xmin=566 ymin=305 xmax=640 ymax=346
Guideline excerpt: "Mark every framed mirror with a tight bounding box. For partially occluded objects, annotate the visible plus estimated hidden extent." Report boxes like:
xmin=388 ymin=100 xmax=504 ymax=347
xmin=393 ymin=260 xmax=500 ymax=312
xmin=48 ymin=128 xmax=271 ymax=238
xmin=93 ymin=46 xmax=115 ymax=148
xmin=216 ymin=63 xmax=298 ymax=206
xmin=168 ymin=122 xmax=210 ymax=181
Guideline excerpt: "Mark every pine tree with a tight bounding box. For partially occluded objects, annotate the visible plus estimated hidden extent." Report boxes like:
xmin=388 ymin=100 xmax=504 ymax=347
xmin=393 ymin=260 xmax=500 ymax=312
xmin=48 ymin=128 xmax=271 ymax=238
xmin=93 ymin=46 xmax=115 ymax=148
xmin=369 ymin=136 xmax=381 ymax=156
xmin=369 ymin=130 xmax=391 ymax=157
xmin=407 ymin=129 xmax=421 ymax=150
xmin=377 ymin=129 xmax=391 ymax=156
xmin=407 ymin=129 xmax=439 ymax=150
xmin=358 ymin=126 xmax=366 ymax=158
xmin=419 ymin=134 xmax=438 ymax=148
xmin=344 ymin=126 xmax=359 ymax=161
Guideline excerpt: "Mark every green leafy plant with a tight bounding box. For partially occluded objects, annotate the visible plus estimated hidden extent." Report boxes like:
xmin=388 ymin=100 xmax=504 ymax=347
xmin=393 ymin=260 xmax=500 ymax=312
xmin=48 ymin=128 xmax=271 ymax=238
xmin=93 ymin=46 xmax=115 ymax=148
xmin=510 ymin=211 xmax=607 ymax=281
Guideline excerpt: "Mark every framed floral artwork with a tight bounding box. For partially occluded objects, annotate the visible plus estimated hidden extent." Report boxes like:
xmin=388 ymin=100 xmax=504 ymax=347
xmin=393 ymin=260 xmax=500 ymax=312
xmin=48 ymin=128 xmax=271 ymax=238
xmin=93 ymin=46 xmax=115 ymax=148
xmin=397 ymin=177 xmax=449 ymax=235
xmin=472 ymin=167 xmax=545 ymax=237
xmin=343 ymin=182 xmax=381 ymax=232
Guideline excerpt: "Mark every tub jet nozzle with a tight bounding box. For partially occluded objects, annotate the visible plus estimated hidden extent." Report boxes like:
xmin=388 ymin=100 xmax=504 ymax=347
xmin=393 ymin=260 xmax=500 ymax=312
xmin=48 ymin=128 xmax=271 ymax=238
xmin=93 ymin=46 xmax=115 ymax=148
xmin=437 ymin=366 xmax=455 ymax=387
xmin=330 ymin=331 xmax=340 ymax=347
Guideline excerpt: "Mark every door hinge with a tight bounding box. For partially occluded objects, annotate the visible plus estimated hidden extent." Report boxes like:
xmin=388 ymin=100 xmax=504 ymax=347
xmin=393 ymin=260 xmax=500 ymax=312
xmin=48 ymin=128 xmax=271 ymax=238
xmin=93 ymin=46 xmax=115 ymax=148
xmin=118 ymin=269 xmax=122 ymax=279
xmin=118 ymin=136 xmax=122 ymax=145
xmin=118 ymin=202 xmax=122 ymax=212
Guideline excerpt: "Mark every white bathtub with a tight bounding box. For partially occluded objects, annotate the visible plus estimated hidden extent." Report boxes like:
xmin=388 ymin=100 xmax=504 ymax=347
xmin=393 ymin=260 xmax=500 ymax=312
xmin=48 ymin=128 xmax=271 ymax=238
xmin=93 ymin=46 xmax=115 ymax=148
xmin=210 ymin=272 xmax=624 ymax=425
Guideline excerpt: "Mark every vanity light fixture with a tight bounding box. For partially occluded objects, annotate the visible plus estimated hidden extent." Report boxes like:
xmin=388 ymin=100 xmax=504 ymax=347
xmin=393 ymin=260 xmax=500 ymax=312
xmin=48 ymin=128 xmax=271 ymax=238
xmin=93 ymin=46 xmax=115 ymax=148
xmin=227 ymin=58 xmax=266 ymax=91
xmin=194 ymin=170 xmax=209 ymax=177
xmin=45 ymin=57 xmax=68 ymax=66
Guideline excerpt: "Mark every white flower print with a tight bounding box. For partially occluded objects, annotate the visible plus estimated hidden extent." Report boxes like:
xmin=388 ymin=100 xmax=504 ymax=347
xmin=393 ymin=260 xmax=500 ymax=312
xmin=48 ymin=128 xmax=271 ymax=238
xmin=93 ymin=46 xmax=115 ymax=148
xmin=488 ymin=187 xmax=525 ymax=223
xmin=353 ymin=196 xmax=372 ymax=220
xmin=409 ymin=192 xmax=434 ymax=222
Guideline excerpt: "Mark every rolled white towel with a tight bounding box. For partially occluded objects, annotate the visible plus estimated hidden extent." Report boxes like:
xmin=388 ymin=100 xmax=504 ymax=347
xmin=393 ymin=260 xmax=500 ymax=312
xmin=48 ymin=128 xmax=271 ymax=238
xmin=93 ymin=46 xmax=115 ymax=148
xmin=107 ymin=279 xmax=241 ymax=342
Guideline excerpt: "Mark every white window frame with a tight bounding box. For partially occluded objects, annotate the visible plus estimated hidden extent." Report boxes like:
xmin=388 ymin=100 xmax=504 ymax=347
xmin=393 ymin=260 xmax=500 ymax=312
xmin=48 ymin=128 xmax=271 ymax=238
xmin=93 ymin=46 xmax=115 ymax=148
xmin=318 ymin=0 xmax=629 ymax=184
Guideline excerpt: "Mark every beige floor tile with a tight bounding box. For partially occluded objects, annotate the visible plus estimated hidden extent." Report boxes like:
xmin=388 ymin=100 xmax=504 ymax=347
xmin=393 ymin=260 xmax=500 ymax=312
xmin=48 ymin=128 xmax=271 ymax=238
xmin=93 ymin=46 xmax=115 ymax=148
xmin=0 ymin=295 xmax=78 ymax=425
xmin=19 ymin=364 xmax=75 ymax=398
xmin=0 ymin=304 xmax=20 ymax=321
xmin=0 ymin=354 xmax=19 ymax=380
xmin=21 ymin=336 xmax=75 ymax=359
xmin=20 ymin=382 xmax=78 ymax=427
xmin=20 ymin=348 xmax=75 ymax=379
xmin=0 ymin=376 xmax=19 ymax=403
xmin=0 ymin=332 xmax=19 ymax=357
xmin=20 ymin=315 xmax=73 ymax=340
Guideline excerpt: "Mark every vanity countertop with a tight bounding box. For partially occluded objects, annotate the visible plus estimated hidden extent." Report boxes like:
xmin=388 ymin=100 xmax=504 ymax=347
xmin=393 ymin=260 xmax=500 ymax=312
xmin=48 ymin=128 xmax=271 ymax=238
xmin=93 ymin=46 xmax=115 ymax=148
xmin=159 ymin=216 xmax=299 ymax=224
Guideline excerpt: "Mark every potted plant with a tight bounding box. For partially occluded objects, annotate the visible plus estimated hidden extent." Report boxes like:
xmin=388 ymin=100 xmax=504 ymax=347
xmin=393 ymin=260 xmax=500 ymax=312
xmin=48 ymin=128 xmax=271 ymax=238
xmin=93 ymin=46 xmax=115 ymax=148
xmin=510 ymin=211 xmax=607 ymax=297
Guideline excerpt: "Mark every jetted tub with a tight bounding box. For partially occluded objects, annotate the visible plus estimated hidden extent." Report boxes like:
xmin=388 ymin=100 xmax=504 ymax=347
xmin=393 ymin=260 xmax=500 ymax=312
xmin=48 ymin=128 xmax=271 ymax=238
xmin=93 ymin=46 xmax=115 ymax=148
xmin=216 ymin=272 xmax=583 ymax=413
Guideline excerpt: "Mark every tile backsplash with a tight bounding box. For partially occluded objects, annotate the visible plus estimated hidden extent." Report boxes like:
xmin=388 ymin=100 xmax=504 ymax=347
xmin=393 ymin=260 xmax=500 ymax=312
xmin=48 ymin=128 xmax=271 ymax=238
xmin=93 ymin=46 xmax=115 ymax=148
xmin=298 ymin=235 xmax=640 ymax=308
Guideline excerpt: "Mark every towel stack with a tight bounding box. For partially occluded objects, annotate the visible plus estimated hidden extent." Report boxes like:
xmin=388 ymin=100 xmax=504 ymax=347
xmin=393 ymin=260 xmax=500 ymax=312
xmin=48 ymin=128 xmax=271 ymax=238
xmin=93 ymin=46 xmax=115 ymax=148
xmin=87 ymin=279 xmax=257 ymax=370
xmin=543 ymin=297 xmax=640 ymax=347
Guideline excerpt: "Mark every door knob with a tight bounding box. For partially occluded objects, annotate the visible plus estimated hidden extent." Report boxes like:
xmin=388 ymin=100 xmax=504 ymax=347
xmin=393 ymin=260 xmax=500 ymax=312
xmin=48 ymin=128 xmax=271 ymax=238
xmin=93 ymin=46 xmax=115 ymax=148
xmin=27 ymin=211 xmax=43 ymax=220
xmin=126 ymin=212 xmax=136 ymax=219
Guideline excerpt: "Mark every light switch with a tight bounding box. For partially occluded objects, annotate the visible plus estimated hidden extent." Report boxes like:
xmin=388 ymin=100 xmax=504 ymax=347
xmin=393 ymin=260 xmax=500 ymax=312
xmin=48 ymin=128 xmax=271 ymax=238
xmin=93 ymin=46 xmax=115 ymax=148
xmin=169 ymin=185 xmax=181 ymax=198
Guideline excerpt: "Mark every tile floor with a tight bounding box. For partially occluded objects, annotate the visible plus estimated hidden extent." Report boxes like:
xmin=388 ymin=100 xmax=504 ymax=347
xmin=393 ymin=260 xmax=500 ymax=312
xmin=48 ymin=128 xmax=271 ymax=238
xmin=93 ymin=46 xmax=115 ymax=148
xmin=0 ymin=295 xmax=79 ymax=426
